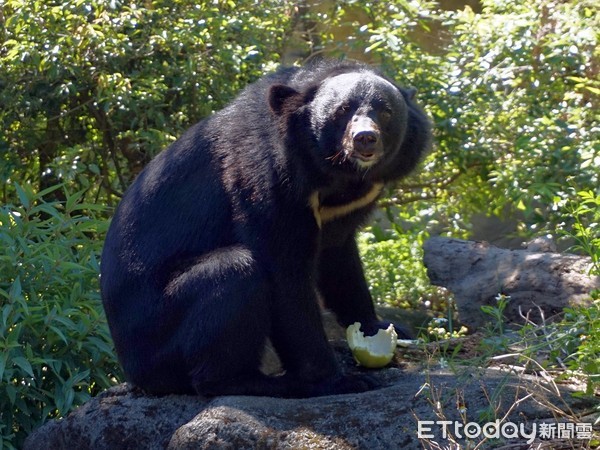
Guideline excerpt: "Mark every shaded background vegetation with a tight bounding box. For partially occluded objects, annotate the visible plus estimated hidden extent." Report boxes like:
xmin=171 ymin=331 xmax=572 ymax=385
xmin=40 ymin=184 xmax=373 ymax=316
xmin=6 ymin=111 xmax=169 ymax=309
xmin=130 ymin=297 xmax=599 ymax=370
xmin=0 ymin=0 xmax=598 ymax=447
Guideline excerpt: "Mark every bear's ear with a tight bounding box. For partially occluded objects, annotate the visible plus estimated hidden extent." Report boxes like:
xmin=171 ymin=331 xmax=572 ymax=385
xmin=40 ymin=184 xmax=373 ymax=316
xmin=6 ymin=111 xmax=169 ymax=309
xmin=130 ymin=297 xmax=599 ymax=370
xmin=387 ymin=77 xmax=418 ymax=101
xmin=268 ymin=84 xmax=302 ymax=115
xmin=405 ymin=87 xmax=417 ymax=101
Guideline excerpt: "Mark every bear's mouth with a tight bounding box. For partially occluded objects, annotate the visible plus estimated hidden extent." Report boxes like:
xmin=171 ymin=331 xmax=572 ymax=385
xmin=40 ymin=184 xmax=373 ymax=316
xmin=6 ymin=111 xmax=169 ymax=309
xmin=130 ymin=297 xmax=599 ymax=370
xmin=348 ymin=149 xmax=381 ymax=168
xmin=327 ymin=147 xmax=381 ymax=169
xmin=352 ymin=151 xmax=375 ymax=160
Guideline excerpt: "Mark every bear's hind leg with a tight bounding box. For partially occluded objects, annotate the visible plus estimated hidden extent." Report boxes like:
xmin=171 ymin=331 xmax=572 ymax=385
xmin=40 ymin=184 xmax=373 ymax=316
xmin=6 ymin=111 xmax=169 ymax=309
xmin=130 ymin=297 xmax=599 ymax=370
xmin=163 ymin=245 xmax=275 ymax=396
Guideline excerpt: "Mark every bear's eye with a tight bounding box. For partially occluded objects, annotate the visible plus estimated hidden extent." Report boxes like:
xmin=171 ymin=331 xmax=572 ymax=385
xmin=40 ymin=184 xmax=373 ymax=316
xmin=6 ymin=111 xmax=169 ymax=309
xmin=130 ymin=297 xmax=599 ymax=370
xmin=338 ymin=103 xmax=351 ymax=115
xmin=380 ymin=109 xmax=392 ymax=122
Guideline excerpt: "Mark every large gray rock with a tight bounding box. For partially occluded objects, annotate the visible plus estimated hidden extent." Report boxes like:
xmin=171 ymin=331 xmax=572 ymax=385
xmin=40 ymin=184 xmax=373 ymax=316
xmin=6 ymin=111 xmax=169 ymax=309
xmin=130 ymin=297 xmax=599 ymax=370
xmin=24 ymin=362 xmax=594 ymax=450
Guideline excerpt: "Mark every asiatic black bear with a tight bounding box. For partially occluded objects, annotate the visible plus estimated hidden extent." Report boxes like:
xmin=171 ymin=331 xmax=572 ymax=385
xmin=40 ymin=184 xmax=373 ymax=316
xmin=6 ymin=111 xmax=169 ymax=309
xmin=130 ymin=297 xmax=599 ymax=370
xmin=101 ymin=60 xmax=431 ymax=397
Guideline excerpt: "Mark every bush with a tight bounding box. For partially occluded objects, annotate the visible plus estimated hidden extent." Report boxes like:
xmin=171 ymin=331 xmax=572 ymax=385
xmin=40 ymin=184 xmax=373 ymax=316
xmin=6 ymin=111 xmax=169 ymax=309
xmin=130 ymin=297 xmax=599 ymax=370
xmin=562 ymin=294 xmax=600 ymax=395
xmin=358 ymin=227 xmax=452 ymax=313
xmin=566 ymin=190 xmax=600 ymax=275
xmin=0 ymin=183 xmax=120 ymax=449
xmin=358 ymin=229 xmax=429 ymax=309
xmin=559 ymin=190 xmax=600 ymax=393
xmin=0 ymin=0 xmax=291 ymax=205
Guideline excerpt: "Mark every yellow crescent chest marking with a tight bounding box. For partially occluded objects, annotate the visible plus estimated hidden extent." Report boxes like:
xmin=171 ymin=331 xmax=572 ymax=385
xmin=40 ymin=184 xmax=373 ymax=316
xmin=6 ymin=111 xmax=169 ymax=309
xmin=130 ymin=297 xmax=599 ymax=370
xmin=309 ymin=182 xmax=384 ymax=228
xmin=309 ymin=191 xmax=322 ymax=228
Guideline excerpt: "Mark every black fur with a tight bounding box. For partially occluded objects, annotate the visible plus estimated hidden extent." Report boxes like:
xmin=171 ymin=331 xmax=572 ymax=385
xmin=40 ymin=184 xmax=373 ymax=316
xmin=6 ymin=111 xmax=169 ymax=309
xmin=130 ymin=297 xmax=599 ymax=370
xmin=100 ymin=60 xmax=431 ymax=398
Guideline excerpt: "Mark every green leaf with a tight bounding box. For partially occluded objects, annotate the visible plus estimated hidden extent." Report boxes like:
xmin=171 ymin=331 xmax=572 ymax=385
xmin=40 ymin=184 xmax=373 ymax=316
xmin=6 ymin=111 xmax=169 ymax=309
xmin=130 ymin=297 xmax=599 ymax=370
xmin=65 ymin=190 xmax=85 ymax=214
xmin=0 ymin=352 xmax=8 ymax=380
xmin=37 ymin=183 xmax=64 ymax=199
xmin=14 ymin=183 xmax=31 ymax=210
xmin=6 ymin=384 xmax=17 ymax=405
xmin=8 ymin=277 xmax=22 ymax=302
xmin=49 ymin=326 xmax=68 ymax=344
xmin=12 ymin=356 xmax=35 ymax=379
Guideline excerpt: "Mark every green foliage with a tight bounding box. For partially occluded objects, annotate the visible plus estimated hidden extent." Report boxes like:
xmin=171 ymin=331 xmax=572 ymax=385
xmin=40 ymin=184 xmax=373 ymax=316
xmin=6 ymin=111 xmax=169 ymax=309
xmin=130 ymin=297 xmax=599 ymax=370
xmin=480 ymin=293 xmax=511 ymax=335
xmin=426 ymin=317 xmax=468 ymax=341
xmin=358 ymin=228 xmax=430 ymax=309
xmin=501 ymin=289 xmax=600 ymax=397
xmin=559 ymin=190 xmax=600 ymax=393
xmin=562 ymin=293 xmax=600 ymax=395
xmin=447 ymin=0 xmax=599 ymax=232
xmin=0 ymin=0 xmax=291 ymax=204
xmin=565 ymin=190 xmax=600 ymax=275
xmin=0 ymin=184 xmax=120 ymax=449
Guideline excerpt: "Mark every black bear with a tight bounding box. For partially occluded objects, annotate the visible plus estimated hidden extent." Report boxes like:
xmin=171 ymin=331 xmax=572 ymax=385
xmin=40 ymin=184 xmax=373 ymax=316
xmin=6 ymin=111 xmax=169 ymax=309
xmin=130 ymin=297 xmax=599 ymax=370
xmin=100 ymin=60 xmax=431 ymax=398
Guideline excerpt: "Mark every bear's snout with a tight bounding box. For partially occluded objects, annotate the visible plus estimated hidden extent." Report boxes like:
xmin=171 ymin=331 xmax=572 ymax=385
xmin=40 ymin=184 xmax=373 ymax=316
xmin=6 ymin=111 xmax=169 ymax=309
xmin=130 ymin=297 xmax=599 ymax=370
xmin=348 ymin=117 xmax=383 ymax=165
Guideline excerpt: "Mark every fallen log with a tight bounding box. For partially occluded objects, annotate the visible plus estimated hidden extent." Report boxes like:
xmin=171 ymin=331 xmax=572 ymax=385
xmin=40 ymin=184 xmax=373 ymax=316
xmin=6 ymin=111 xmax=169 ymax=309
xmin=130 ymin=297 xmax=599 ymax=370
xmin=423 ymin=237 xmax=599 ymax=330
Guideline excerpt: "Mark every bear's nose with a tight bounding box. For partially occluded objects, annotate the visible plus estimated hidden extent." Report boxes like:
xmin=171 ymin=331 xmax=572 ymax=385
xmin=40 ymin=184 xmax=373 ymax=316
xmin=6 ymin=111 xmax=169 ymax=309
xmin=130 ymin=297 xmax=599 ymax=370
xmin=353 ymin=130 xmax=379 ymax=158
xmin=353 ymin=130 xmax=378 ymax=146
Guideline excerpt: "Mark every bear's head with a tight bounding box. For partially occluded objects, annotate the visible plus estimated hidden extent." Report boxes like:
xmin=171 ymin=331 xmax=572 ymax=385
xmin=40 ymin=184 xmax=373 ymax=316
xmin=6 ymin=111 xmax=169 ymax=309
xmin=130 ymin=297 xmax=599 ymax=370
xmin=269 ymin=68 xmax=430 ymax=183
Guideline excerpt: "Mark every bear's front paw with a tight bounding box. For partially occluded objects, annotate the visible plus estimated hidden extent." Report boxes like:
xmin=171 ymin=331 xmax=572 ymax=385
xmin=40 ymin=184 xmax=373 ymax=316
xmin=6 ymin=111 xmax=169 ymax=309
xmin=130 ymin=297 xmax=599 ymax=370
xmin=309 ymin=373 xmax=381 ymax=397
xmin=361 ymin=320 xmax=413 ymax=339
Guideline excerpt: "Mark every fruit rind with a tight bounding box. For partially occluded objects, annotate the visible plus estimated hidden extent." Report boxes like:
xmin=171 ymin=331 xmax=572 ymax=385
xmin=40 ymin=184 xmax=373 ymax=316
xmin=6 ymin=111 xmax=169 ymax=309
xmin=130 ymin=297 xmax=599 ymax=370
xmin=346 ymin=322 xmax=398 ymax=368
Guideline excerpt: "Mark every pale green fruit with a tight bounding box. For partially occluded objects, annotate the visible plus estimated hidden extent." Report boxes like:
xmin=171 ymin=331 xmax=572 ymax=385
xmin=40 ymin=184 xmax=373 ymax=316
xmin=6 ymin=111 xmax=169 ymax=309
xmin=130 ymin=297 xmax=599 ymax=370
xmin=346 ymin=322 xmax=398 ymax=368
